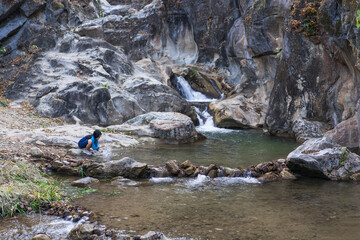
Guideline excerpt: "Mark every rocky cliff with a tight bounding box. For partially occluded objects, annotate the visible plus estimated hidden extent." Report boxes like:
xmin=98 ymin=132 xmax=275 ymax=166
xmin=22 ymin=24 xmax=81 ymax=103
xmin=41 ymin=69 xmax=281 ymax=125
xmin=0 ymin=0 xmax=360 ymax=139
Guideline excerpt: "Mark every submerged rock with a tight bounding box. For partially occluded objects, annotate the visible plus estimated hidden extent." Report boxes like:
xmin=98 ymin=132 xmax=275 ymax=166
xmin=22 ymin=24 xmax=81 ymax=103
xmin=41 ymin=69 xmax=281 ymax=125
xmin=287 ymin=137 xmax=360 ymax=180
xmin=71 ymin=177 xmax=100 ymax=188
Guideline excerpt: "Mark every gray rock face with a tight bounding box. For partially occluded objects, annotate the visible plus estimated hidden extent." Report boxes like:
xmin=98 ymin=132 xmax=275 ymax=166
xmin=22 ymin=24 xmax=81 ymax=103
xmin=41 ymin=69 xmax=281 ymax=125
xmin=0 ymin=14 xmax=27 ymax=42
xmin=20 ymin=0 xmax=46 ymax=17
xmin=0 ymin=0 xmax=25 ymax=22
xmin=86 ymin=157 xmax=151 ymax=178
xmin=287 ymin=138 xmax=360 ymax=180
xmin=264 ymin=0 xmax=360 ymax=137
xmin=325 ymin=101 xmax=360 ymax=153
xmin=292 ymin=119 xmax=330 ymax=142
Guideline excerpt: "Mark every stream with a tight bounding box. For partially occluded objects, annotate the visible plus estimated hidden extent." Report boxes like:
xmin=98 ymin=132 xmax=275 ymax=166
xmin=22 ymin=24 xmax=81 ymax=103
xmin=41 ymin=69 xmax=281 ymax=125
xmin=1 ymin=76 xmax=359 ymax=239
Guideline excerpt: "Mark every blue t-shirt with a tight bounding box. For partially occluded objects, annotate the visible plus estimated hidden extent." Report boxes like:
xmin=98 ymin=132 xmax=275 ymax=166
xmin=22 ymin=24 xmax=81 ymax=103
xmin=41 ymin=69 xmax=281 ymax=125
xmin=90 ymin=135 xmax=99 ymax=150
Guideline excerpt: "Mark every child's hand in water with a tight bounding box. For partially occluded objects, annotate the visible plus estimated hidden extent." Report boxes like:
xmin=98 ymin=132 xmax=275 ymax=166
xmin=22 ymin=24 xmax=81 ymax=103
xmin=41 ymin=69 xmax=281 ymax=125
xmin=99 ymin=149 xmax=103 ymax=153
xmin=100 ymin=145 xmax=105 ymax=148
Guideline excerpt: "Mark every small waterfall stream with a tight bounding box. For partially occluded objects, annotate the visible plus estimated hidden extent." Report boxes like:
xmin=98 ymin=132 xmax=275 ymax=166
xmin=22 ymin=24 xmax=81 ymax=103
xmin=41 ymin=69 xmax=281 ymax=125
xmin=172 ymin=75 xmax=228 ymax=132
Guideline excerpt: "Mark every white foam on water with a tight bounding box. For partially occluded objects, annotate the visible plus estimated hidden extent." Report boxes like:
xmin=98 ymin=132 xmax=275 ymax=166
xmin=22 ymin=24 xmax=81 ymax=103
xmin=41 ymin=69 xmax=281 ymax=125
xmin=150 ymin=177 xmax=175 ymax=183
xmin=185 ymin=175 xmax=260 ymax=188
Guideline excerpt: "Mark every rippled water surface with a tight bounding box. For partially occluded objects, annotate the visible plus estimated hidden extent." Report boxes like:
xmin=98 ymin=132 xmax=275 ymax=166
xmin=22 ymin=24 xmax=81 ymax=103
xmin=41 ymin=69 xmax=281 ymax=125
xmin=114 ymin=129 xmax=299 ymax=168
xmin=71 ymin=176 xmax=360 ymax=240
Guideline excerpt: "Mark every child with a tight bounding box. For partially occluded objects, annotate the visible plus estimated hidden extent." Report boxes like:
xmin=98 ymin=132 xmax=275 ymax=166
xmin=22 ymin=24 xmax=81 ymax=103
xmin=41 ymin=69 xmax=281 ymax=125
xmin=78 ymin=130 xmax=103 ymax=155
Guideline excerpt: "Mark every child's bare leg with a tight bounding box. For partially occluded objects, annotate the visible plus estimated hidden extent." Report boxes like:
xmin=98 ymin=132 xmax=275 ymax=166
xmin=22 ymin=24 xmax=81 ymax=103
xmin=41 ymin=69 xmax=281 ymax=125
xmin=85 ymin=140 xmax=93 ymax=151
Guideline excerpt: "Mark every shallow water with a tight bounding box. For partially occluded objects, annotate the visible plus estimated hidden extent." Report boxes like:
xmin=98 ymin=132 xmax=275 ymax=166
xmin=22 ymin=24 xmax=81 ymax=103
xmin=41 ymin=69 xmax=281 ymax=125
xmin=113 ymin=129 xmax=299 ymax=168
xmin=71 ymin=176 xmax=360 ymax=240
xmin=0 ymin=214 xmax=77 ymax=240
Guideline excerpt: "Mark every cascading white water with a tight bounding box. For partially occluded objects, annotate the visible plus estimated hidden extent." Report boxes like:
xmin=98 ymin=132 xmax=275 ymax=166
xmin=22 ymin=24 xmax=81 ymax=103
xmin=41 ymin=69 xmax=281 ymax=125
xmin=174 ymin=75 xmax=218 ymax=102
xmin=173 ymin=75 xmax=235 ymax=132
xmin=193 ymin=106 xmax=234 ymax=132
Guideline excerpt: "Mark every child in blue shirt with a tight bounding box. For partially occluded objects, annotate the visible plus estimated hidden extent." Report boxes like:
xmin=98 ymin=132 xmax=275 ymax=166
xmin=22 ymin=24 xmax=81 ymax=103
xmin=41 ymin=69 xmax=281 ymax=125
xmin=78 ymin=130 xmax=103 ymax=155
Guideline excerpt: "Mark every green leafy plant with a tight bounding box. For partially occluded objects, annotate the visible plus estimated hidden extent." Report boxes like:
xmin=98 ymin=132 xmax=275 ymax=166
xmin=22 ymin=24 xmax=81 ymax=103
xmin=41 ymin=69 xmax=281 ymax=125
xmin=0 ymin=47 xmax=6 ymax=54
xmin=341 ymin=147 xmax=349 ymax=160
xmin=1 ymin=101 xmax=8 ymax=107
xmin=189 ymin=67 xmax=198 ymax=78
xmin=102 ymin=83 xmax=108 ymax=88
xmin=356 ymin=10 xmax=360 ymax=28
xmin=31 ymin=45 xmax=38 ymax=50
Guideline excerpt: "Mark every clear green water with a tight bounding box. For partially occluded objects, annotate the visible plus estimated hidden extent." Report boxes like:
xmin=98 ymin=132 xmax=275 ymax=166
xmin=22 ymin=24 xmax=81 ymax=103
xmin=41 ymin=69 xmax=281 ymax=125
xmin=71 ymin=177 xmax=360 ymax=240
xmin=114 ymin=129 xmax=300 ymax=168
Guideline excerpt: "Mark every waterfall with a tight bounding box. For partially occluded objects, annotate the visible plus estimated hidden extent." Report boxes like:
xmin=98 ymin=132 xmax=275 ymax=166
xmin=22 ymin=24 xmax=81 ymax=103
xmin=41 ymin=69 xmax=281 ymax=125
xmin=173 ymin=74 xmax=234 ymax=132
xmin=173 ymin=75 xmax=218 ymax=102
xmin=194 ymin=106 xmax=234 ymax=132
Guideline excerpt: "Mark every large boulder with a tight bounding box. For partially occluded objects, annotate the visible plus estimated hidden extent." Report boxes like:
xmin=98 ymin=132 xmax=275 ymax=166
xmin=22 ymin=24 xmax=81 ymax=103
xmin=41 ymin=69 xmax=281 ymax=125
xmin=109 ymin=112 xmax=204 ymax=143
xmin=209 ymin=94 xmax=266 ymax=128
xmin=287 ymin=137 xmax=360 ymax=180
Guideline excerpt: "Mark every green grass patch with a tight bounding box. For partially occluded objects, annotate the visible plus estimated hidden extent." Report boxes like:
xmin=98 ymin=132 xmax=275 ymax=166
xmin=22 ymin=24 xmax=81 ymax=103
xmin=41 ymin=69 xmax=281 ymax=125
xmin=0 ymin=160 xmax=64 ymax=218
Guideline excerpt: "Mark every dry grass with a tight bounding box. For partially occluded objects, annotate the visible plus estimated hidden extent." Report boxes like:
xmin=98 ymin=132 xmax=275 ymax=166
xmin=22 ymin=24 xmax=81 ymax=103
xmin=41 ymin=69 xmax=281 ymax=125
xmin=0 ymin=159 xmax=64 ymax=218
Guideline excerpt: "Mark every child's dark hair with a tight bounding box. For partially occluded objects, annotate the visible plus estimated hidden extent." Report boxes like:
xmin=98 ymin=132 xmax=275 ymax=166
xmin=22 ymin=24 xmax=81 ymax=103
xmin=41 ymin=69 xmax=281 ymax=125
xmin=86 ymin=129 xmax=102 ymax=139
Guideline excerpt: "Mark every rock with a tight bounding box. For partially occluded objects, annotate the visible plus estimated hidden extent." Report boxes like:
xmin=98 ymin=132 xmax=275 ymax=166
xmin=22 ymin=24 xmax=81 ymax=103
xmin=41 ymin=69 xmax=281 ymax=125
xmin=30 ymin=147 xmax=43 ymax=158
xmin=123 ymin=77 xmax=195 ymax=121
xmin=277 ymin=159 xmax=286 ymax=164
xmin=140 ymin=231 xmax=164 ymax=240
xmin=292 ymin=119 xmax=329 ymax=142
xmin=165 ymin=160 xmax=181 ymax=176
xmin=35 ymin=141 xmax=46 ymax=146
xmin=71 ymin=177 xmax=99 ymax=187
xmin=31 ymin=234 xmax=50 ymax=240
xmin=350 ymin=173 xmax=360 ymax=181
xmin=287 ymin=137 xmax=360 ymax=180
xmin=255 ymin=162 xmax=275 ymax=174
xmin=67 ymin=149 xmax=83 ymax=156
xmin=67 ymin=224 xmax=94 ymax=240
xmin=20 ymin=0 xmax=46 ymax=17
xmin=86 ymin=157 xmax=150 ymax=178
xmin=181 ymin=160 xmax=193 ymax=169
xmin=209 ymin=94 xmax=266 ymax=128
xmin=325 ymin=114 xmax=360 ymax=153
xmin=205 ymin=164 xmax=218 ymax=178
xmin=0 ymin=14 xmax=27 ymax=42
xmin=0 ymin=0 xmax=24 ymax=22
xmin=258 ymin=172 xmax=279 ymax=182
xmin=279 ymin=169 xmax=296 ymax=180
xmin=115 ymin=112 xmax=204 ymax=143
xmin=184 ymin=166 xmax=195 ymax=176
